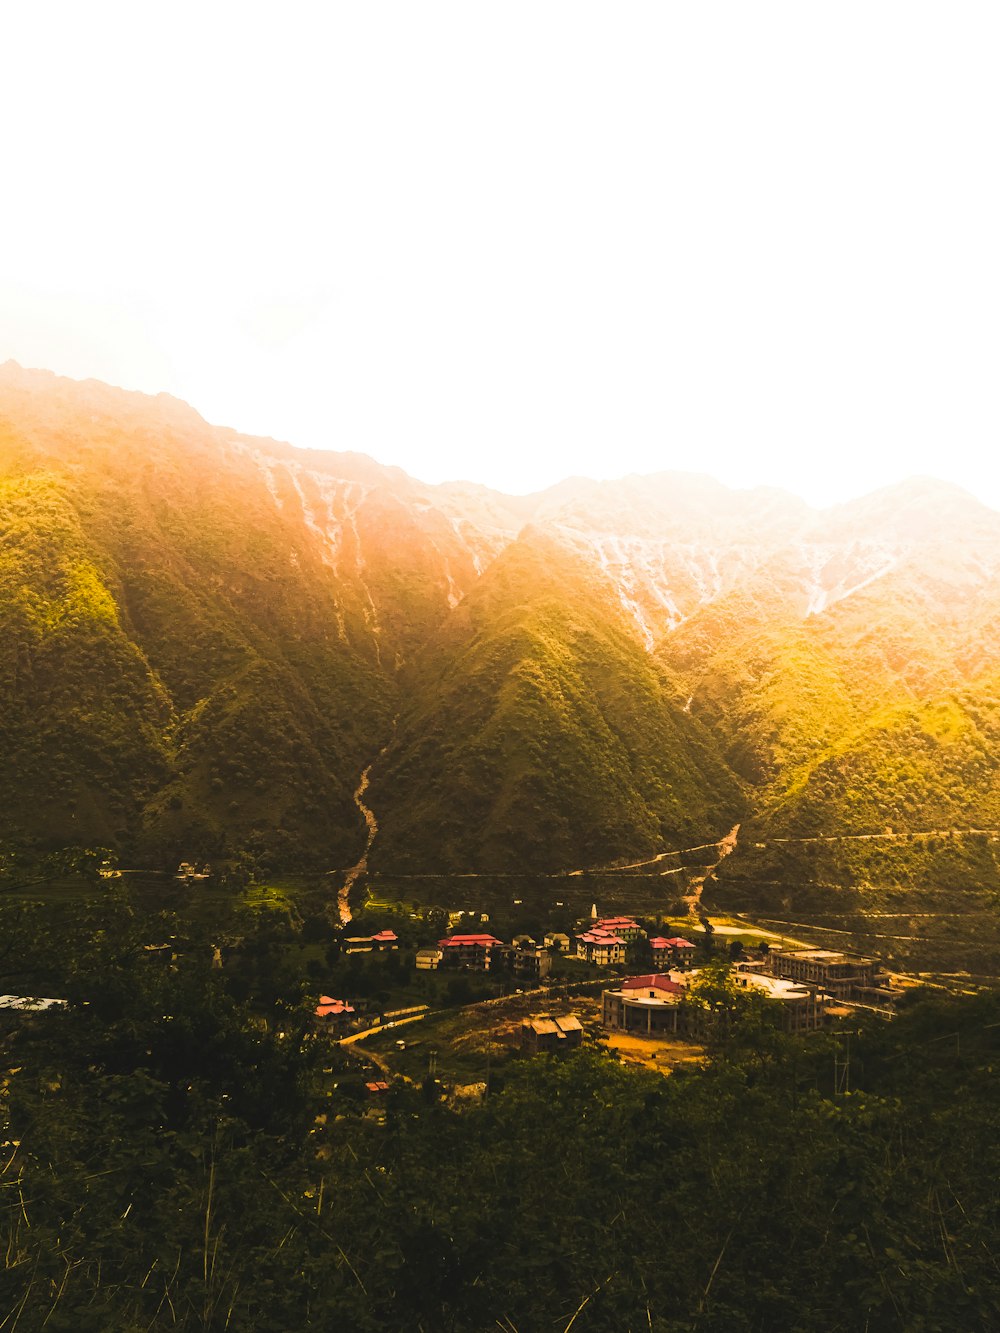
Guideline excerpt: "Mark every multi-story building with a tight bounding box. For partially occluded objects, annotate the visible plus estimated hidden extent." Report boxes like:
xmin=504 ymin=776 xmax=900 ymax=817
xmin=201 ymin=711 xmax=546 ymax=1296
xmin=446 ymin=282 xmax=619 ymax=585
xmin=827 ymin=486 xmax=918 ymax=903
xmin=730 ymin=971 xmax=829 ymax=1032
xmin=602 ymin=974 xmax=685 ymax=1036
xmin=511 ymin=943 xmax=553 ymax=982
xmin=602 ymin=968 xmax=830 ymax=1039
xmin=593 ymin=916 xmax=646 ymax=943
xmin=576 ymin=928 xmax=628 ymax=966
xmin=437 ymin=933 xmax=505 ymax=970
xmin=649 ymin=936 xmax=696 ymax=969
xmin=766 ymin=948 xmax=889 ymax=1002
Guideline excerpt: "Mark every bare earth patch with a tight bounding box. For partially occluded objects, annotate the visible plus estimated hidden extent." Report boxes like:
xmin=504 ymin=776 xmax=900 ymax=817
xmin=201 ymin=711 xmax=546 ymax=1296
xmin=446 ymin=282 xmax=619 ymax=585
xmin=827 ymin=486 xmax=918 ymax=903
xmin=603 ymin=1031 xmax=706 ymax=1075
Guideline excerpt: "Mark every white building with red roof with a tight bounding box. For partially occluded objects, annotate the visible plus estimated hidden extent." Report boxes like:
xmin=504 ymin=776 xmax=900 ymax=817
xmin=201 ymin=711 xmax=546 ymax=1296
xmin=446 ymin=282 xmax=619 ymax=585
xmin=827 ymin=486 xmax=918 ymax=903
xmin=593 ymin=916 xmax=646 ymax=942
xmin=650 ymin=936 xmax=696 ymax=969
xmin=437 ymin=933 xmax=505 ymax=970
xmin=314 ymin=996 xmax=357 ymax=1034
xmin=576 ymin=928 xmax=628 ymax=966
xmin=602 ymin=974 xmax=686 ymax=1035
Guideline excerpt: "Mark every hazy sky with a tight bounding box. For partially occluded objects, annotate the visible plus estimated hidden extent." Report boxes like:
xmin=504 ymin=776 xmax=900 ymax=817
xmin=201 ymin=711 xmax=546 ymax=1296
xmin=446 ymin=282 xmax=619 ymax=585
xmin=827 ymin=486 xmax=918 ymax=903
xmin=2 ymin=2 xmax=998 ymax=507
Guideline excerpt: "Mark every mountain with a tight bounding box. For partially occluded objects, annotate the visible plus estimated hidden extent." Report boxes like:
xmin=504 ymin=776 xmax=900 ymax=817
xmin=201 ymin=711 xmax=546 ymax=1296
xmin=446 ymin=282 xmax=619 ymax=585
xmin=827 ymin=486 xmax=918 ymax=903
xmin=368 ymin=526 xmax=744 ymax=872
xmin=4 ymin=361 xmax=1000 ymax=923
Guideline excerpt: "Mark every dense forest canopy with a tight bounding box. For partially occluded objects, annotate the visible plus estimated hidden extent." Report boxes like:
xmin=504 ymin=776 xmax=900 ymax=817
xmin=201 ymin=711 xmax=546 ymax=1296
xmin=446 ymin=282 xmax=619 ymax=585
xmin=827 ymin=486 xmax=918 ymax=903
xmin=2 ymin=897 xmax=1000 ymax=1330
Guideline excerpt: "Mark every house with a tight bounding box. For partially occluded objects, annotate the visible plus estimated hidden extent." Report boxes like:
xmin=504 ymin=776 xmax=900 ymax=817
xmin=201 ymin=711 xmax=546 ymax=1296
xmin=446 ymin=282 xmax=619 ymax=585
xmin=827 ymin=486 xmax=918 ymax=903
xmin=438 ymin=933 xmax=505 ymax=970
xmin=511 ymin=943 xmax=552 ymax=982
xmin=602 ymin=974 xmax=686 ymax=1036
xmin=593 ymin=916 xmax=646 ymax=943
xmin=343 ymin=929 xmax=400 ymax=955
xmin=415 ymin=947 xmax=443 ymax=971
xmin=520 ymin=1014 xmax=585 ymax=1055
xmin=650 ymin=936 xmax=696 ymax=969
xmin=544 ymin=932 xmax=571 ymax=953
xmin=314 ymin=996 xmax=357 ymax=1035
xmin=370 ymin=930 xmax=399 ymax=951
xmin=576 ymin=928 xmax=627 ymax=966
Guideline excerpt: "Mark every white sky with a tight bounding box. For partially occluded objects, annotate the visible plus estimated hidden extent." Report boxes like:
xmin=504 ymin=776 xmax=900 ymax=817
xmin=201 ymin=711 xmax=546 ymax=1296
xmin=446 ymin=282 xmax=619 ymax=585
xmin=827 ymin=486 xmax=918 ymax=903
xmin=1 ymin=2 xmax=998 ymax=507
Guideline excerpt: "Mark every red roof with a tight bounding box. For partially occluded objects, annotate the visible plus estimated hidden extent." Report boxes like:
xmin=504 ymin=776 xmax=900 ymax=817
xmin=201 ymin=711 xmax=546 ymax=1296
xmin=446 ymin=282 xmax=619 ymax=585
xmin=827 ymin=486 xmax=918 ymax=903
xmin=664 ymin=937 xmax=694 ymax=948
xmin=365 ymin=1080 xmax=389 ymax=1094
xmin=649 ymin=937 xmax=670 ymax=949
xmin=621 ymin=974 xmax=684 ymax=995
xmin=370 ymin=930 xmax=398 ymax=941
xmin=438 ymin=934 xmax=503 ymax=948
xmin=579 ymin=931 xmax=625 ymax=946
xmin=316 ymin=997 xmax=355 ymax=1017
xmin=596 ymin=916 xmax=639 ymax=928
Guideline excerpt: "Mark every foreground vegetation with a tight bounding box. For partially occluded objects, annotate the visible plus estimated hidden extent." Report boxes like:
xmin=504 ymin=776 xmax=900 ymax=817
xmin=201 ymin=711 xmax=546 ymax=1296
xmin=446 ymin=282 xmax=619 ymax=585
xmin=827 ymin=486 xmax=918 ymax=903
xmin=3 ymin=897 xmax=1000 ymax=1330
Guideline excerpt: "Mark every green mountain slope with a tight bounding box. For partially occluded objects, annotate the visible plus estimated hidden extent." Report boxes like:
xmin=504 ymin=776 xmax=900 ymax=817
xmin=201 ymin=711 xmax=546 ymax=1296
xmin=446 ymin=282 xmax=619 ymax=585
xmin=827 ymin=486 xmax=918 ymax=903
xmin=0 ymin=365 xmax=396 ymax=870
xmin=369 ymin=529 xmax=745 ymax=872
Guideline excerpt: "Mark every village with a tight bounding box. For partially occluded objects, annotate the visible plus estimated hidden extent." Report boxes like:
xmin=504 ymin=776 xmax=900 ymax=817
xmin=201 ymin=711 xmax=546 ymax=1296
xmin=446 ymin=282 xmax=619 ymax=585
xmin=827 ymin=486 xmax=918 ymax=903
xmin=312 ymin=906 xmax=898 ymax=1107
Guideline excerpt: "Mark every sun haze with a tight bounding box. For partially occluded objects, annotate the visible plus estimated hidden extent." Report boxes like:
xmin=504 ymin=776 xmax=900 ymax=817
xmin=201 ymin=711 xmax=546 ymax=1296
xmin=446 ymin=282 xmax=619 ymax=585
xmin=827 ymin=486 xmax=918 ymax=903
xmin=1 ymin=1 xmax=999 ymax=508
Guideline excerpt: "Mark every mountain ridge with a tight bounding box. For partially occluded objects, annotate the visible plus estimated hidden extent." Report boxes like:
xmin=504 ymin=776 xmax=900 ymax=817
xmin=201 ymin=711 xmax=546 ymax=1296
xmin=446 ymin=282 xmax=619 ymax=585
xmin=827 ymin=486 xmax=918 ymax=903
xmin=3 ymin=362 xmax=1000 ymax=915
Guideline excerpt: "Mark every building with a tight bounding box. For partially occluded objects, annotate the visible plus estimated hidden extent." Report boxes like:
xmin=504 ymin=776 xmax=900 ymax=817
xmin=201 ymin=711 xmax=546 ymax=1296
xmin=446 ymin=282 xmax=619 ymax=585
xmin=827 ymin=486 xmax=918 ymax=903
xmin=544 ymin=932 xmax=571 ymax=953
xmin=314 ymin=996 xmax=357 ymax=1035
xmin=766 ymin=948 xmax=890 ymax=1003
xmin=602 ymin=974 xmax=685 ymax=1036
xmin=511 ymin=943 xmax=552 ymax=982
xmin=415 ymin=947 xmax=443 ymax=971
xmin=520 ymin=1014 xmax=584 ymax=1055
xmin=730 ymin=971 xmax=828 ymax=1033
xmin=593 ymin=916 xmax=646 ymax=943
xmin=343 ymin=929 xmax=399 ymax=955
xmin=438 ymin=933 xmax=505 ymax=970
xmin=650 ymin=936 xmax=696 ymax=969
xmin=602 ymin=968 xmax=830 ymax=1040
xmin=576 ymin=928 xmax=628 ymax=966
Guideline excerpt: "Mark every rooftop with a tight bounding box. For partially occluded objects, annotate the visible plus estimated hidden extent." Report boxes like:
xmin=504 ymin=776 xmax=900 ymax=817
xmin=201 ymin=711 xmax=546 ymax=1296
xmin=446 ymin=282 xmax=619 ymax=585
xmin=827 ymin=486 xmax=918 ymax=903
xmin=777 ymin=948 xmax=875 ymax=965
xmin=438 ymin=934 xmax=504 ymax=948
xmin=734 ymin=973 xmax=814 ymax=1001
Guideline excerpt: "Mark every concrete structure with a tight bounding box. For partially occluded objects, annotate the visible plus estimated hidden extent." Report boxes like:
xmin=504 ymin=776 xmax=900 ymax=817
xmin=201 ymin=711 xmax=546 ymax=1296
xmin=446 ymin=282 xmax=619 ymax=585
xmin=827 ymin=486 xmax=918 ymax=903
xmin=602 ymin=967 xmax=830 ymax=1040
xmin=576 ymin=929 xmax=627 ymax=966
xmin=415 ymin=947 xmax=443 ymax=971
xmin=438 ymin=933 xmax=505 ymax=970
xmin=593 ymin=916 xmax=646 ymax=943
xmin=766 ymin=948 xmax=889 ymax=1003
xmin=650 ymin=936 xmax=696 ymax=969
xmin=520 ymin=1014 xmax=584 ymax=1055
xmin=511 ymin=943 xmax=553 ymax=982
xmin=602 ymin=974 xmax=686 ymax=1036
xmin=731 ymin=971 xmax=828 ymax=1032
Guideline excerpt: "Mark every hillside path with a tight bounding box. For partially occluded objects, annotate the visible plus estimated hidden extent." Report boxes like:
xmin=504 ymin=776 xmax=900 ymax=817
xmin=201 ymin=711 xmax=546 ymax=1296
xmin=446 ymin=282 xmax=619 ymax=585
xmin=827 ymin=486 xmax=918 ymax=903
xmin=684 ymin=822 xmax=741 ymax=920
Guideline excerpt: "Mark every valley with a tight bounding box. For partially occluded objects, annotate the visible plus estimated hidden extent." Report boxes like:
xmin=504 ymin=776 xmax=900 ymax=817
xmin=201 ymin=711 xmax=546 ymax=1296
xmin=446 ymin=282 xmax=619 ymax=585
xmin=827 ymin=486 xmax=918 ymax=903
xmin=4 ymin=363 xmax=1000 ymax=975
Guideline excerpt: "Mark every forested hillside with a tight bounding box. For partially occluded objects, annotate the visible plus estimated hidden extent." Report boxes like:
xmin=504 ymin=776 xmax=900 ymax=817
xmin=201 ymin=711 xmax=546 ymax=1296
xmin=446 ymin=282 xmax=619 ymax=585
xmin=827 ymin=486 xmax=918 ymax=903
xmin=5 ymin=363 xmax=1000 ymax=904
xmin=369 ymin=528 xmax=743 ymax=872
xmin=3 ymin=897 xmax=1000 ymax=1331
